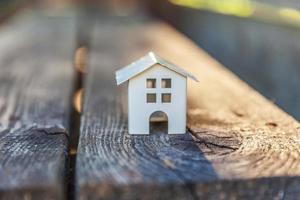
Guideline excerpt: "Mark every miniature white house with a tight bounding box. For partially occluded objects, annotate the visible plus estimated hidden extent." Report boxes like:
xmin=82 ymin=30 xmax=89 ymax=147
xmin=115 ymin=52 xmax=198 ymax=135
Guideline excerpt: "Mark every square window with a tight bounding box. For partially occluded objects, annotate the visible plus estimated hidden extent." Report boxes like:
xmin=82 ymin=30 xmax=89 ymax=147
xmin=161 ymin=78 xmax=171 ymax=88
xmin=147 ymin=93 xmax=156 ymax=103
xmin=146 ymin=79 xmax=156 ymax=88
xmin=162 ymin=93 xmax=171 ymax=103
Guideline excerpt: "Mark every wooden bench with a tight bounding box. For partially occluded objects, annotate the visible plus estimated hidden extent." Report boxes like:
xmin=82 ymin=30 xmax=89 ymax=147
xmin=0 ymin=8 xmax=300 ymax=200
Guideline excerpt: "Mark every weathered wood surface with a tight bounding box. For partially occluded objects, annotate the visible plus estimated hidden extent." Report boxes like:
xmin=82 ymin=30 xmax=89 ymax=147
xmin=0 ymin=13 xmax=76 ymax=199
xmin=150 ymin=0 xmax=300 ymax=121
xmin=76 ymin=17 xmax=300 ymax=199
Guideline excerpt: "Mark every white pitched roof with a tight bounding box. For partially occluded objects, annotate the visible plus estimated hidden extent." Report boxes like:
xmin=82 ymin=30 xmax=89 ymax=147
xmin=115 ymin=52 xmax=199 ymax=85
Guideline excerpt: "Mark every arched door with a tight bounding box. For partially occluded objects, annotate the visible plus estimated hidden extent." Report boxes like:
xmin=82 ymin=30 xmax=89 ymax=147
xmin=149 ymin=111 xmax=168 ymax=134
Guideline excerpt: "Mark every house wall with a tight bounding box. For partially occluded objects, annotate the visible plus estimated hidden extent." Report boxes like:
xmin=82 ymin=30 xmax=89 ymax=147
xmin=128 ymin=64 xmax=187 ymax=134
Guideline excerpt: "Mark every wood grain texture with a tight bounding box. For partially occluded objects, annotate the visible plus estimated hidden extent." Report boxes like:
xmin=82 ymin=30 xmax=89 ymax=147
xmin=76 ymin=18 xmax=300 ymax=199
xmin=0 ymin=13 xmax=76 ymax=199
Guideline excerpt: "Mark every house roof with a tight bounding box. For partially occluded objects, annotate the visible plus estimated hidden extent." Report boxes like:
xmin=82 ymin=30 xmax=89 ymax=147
xmin=115 ymin=52 xmax=199 ymax=85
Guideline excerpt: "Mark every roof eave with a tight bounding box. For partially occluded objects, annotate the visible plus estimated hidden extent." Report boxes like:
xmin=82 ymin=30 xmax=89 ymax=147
xmin=115 ymin=52 xmax=199 ymax=85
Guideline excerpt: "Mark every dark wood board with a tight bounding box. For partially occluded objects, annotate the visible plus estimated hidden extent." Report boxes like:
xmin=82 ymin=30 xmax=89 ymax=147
xmin=0 ymin=13 xmax=76 ymax=199
xmin=76 ymin=18 xmax=300 ymax=199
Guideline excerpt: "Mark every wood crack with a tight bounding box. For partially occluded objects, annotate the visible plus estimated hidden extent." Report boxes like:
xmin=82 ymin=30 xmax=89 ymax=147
xmin=197 ymin=140 xmax=239 ymax=151
xmin=188 ymin=128 xmax=242 ymax=153
xmin=36 ymin=127 xmax=68 ymax=137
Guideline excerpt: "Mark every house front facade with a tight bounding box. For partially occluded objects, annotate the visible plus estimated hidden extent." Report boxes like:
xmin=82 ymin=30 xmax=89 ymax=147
xmin=128 ymin=64 xmax=187 ymax=134
xmin=115 ymin=52 xmax=198 ymax=135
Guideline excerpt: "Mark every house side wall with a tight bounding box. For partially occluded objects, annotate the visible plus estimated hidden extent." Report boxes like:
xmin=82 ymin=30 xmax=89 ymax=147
xmin=128 ymin=64 xmax=186 ymax=134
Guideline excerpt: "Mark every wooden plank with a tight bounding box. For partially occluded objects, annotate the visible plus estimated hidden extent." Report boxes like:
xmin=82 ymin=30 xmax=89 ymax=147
xmin=0 ymin=13 xmax=76 ymax=199
xmin=76 ymin=18 xmax=300 ymax=199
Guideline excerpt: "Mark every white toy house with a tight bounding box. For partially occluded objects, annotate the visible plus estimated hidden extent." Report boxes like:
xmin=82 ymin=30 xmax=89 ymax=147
xmin=115 ymin=52 xmax=198 ymax=135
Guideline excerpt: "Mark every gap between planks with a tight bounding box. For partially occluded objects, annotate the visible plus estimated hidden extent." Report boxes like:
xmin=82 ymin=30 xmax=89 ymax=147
xmin=66 ymin=16 xmax=92 ymax=200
